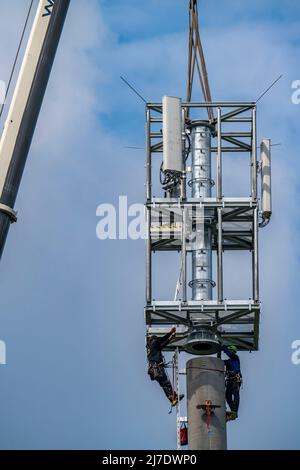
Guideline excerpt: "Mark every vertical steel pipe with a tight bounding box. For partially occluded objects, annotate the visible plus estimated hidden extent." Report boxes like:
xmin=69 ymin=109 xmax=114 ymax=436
xmin=181 ymin=108 xmax=187 ymax=199
xmin=217 ymin=107 xmax=222 ymax=200
xmin=253 ymin=206 xmax=259 ymax=301
xmin=217 ymin=207 xmax=223 ymax=302
xmin=251 ymin=107 xmax=257 ymax=199
xmin=146 ymin=206 xmax=152 ymax=304
xmin=182 ymin=206 xmax=187 ymax=303
xmin=146 ymin=109 xmax=152 ymax=303
xmin=146 ymin=109 xmax=151 ymax=201
xmin=190 ymin=123 xmax=212 ymax=301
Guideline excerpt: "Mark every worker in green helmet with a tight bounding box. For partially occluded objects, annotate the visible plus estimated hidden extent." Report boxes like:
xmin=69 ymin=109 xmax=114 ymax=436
xmin=222 ymin=344 xmax=242 ymax=421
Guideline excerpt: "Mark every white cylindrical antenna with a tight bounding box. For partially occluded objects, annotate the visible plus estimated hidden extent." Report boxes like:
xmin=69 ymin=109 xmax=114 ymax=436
xmin=260 ymin=138 xmax=272 ymax=224
xmin=162 ymin=96 xmax=183 ymax=173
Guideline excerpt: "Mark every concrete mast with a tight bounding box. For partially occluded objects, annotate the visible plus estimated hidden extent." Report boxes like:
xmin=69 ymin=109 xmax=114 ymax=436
xmin=187 ymin=356 xmax=226 ymax=450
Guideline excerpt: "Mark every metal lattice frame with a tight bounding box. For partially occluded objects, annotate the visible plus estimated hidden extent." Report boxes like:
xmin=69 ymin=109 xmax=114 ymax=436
xmin=145 ymin=102 xmax=260 ymax=352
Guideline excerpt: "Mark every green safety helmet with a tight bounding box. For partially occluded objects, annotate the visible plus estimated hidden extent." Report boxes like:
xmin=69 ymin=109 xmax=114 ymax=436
xmin=228 ymin=345 xmax=237 ymax=353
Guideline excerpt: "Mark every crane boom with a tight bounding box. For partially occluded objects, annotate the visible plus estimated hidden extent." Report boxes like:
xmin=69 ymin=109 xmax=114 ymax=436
xmin=0 ymin=0 xmax=70 ymax=259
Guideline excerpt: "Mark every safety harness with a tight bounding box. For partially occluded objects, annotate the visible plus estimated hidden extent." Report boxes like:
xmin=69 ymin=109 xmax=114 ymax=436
xmin=225 ymin=371 xmax=243 ymax=387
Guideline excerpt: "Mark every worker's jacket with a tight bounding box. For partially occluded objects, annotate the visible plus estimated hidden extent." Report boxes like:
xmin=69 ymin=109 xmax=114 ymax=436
xmin=147 ymin=333 xmax=171 ymax=364
xmin=222 ymin=346 xmax=242 ymax=377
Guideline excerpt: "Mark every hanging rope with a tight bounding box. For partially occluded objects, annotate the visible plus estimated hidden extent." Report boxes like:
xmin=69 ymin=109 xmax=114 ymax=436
xmin=174 ymin=256 xmax=183 ymax=301
xmin=172 ymin=355 xmax=176 ymax=403
xmin=0 ymin=0 xmax=34 ymax=121
xmin=186 ymin=0 xmax=214 ymax=122
xmin=167 ymin=352 xmax=178 ymax=415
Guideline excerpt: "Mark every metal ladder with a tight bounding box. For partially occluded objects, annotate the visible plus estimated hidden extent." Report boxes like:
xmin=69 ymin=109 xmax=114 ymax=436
xmin=173 ymin=348 xmax=187 ymax=450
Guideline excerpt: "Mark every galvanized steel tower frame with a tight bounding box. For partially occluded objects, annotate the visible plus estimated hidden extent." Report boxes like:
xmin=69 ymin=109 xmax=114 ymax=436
xmin=145 ymin=100 xmax=268 ymax=353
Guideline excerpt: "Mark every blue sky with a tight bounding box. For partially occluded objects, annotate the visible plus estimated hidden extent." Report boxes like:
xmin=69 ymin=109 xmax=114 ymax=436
xmin=0 ymin=0 xmax=299 ymax=450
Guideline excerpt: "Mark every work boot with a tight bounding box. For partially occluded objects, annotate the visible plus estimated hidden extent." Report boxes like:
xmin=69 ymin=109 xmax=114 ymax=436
xmin=226 ymin=411 xmax=238 ymax=421
xmin=169 ymin=394 xmax=184 ymax=406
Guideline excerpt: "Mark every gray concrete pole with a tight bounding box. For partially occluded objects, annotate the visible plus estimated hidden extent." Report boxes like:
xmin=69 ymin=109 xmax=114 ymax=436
xmin=187 ymin=357 xmax=227 ymax=450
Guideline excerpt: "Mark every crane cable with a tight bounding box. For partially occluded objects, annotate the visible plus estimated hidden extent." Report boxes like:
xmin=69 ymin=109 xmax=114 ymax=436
xmin=186 ymin=0 xmax=214 ymax=122
xmin=0 ymin=0 xmax=35 ymax=121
